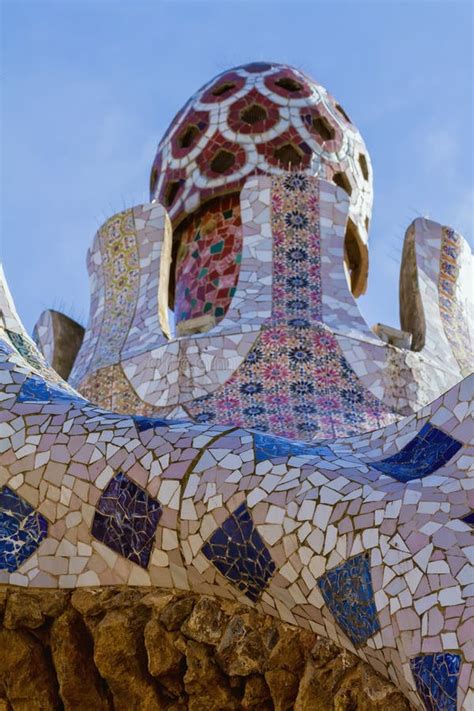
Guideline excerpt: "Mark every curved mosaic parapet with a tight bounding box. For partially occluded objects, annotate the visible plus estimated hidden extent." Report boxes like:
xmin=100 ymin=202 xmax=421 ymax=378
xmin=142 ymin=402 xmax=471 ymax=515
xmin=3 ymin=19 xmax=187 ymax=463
xmin=32 ymin=309 xmax=84 ymax=381
xmin=1 ymin=268 xmax=473 ymax=710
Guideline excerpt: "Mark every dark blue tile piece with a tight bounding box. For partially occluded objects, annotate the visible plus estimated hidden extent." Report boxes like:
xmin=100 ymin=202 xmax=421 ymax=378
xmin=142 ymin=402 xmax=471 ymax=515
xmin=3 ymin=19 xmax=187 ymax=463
xmin=0 ymin=486 xmax=48 ymax=572
xmin=410 ymin=653 xmax=461 ymax=711
xmin=202 ymin=502 xmax=276 ymax=602
xmin=254 ymin=432 xmax=332 ymax=463
xmin=91 ymin=471 xmax=162 ymax=568
xmin=17 ymin=376 xmax=86 ymax=405
xmin=317 ymin=553 xmax=379 ymax=647
xmin=372 ymin=423 xmax=462 ymax=482
xmin=133 ymin=415 xmax=190 ymax=433
xmin=461 ymin=512 xmax=474 ymax=527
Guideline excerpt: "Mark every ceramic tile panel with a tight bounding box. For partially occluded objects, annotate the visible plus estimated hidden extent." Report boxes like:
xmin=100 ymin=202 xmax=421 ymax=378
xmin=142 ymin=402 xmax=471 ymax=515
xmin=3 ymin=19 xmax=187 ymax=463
xmin=0 ymin=486 xmax=48 ymax=572
xmin=186 ymin=175 xmax=397 ymax=440
xmin=202 ymin=501 xmax=276 ymax=602
xmin=372 ymin=423 xmax=463 ymax=482
xmin=317 ymin=553 xmax=380 ymax=647
xmin=410 ymin=653 xmax=461 ymax=711
xmin=91 ymin=471 xmax=162 ymax=568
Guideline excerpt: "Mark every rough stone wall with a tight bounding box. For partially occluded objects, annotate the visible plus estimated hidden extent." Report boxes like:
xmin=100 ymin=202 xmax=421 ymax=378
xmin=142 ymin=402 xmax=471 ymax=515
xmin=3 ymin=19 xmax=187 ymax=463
xmin=0 ymin=586 xmax=413 ymax=711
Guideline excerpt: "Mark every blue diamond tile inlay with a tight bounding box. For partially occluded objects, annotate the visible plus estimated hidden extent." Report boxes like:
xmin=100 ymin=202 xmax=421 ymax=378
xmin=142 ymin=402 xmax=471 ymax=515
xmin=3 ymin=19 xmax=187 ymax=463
xmin=0 ymin=486 xmax=48 ymax=572
xmin=461 ymin=512 xmax=474 ymax=527
xmin=133 ymin=415 xmax=190 ymax=433
xmin=91 ymin=471 xmax=162 ymax=568
xmin=254 ymin=432 xmax=332 ymax=463
xmin=410 ymin=653 xmax=461 ymax=711
xmin=317 ymin=553 xmax=380 ymax=647
xmin=372 ymin=422 xmax=462 ymax=482
xmin=17 ymin=376 xmax=85 ymax=405
xmin=202 ymin=502 xmax=276 ymax=602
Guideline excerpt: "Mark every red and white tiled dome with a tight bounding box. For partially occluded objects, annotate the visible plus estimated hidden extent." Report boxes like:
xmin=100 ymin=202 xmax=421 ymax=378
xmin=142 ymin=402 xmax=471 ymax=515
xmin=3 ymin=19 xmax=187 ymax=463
xmin=150 ymin=62 xmax=373 ymax=242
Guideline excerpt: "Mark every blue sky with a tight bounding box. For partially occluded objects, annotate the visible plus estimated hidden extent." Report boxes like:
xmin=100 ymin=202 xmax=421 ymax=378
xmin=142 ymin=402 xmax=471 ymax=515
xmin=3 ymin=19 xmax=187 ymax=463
xmin=1 ymin=0 xmax=473 ymax=335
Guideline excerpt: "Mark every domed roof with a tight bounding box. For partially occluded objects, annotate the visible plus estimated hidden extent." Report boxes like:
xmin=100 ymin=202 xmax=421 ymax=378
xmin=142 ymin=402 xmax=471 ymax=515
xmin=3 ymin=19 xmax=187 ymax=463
xmin=150 ymin=62 xmax=372 ymax=242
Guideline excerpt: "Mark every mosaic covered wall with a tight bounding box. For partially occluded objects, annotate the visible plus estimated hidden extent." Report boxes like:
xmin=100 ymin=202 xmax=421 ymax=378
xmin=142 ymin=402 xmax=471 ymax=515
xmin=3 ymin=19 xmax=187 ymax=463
xmin=186 ymin=175 xmax=397 ymax=439
xmin=1 ymin=62 xmax=473 ymax=711
xmin=0 ymin=273 xmax=473 ymax=710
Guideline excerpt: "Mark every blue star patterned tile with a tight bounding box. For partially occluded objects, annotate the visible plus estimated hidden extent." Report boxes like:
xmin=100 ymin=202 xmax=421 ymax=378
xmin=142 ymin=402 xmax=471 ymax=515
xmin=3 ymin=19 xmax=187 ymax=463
xmin=0 ymin=486 xmax=48 ymax=572
xmin=317 ymin=553 xmax=380 ymax=647
xmin=91 ymin=471 xmax=162 ymax=568
xmin=254 ymin=432 xmax=332 ymax=463
xmin=202 ymin=502 xmax=276 ymax=602
xmin=17 ymin=376 xmax=85 ymax=405
xmin=410 ymin=653 xmax=461 ymax=711
xmin=133 ymin=415 xmax=190 ymax=433
xmin=372 ymin=423 xmax=462 ymax=482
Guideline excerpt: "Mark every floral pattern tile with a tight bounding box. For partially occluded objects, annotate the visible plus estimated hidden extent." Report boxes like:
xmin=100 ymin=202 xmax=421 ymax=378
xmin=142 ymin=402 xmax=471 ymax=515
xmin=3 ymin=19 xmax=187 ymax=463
xmin=187 ymin=175 xmax=396 ymax=440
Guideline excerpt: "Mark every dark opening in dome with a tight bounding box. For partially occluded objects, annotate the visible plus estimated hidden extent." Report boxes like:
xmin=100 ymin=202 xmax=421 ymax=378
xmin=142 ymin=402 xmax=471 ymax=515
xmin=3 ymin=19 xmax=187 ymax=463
xmin=212 ymin=82 xmax=236 ymax=97
xmin=333 ymin=172 xmax=352 ymax=197
xmin=275 ymin=77 xmax=303 ymax=93
xmin=311 ymin=116 xmax=335 ymax=142
xmin=164 ymin=181 xmax=181 ymax=207
xmin=359 ymin=153 xmax=369 ymax=181
xmin=273 ymin=143 xmax=303 ymax=170
xmin=240 ymin=104 xmax=268 ymax=125
xmin=335 ymin=103 xmax=351 ymax=123
xmin=210 ymin=150 xmax=236 ymax=173
xmin=178 ymin=125 xmax=200 ymax=149
xmin=344 ymin=218 xmax=367 ymax=297
xmin=274 ymin=143 xmax=304 ymax=169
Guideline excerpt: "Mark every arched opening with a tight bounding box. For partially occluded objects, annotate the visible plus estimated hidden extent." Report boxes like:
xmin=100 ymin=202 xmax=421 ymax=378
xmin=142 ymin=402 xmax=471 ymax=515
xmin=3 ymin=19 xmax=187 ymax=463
xmin=344 ymin=218 xmax=368 ymax=297
xmin=170 ymin=194 xmax=243 ymax=336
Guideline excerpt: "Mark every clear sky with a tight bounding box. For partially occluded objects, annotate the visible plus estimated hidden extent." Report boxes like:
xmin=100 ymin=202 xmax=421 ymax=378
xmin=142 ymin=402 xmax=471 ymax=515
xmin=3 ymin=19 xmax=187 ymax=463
xmin=1 ymin=0 xmax=473 ymax=335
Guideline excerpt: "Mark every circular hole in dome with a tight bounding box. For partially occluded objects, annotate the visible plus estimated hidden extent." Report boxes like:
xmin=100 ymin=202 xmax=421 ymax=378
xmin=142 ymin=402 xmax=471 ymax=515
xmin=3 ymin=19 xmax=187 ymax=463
xmin=311 ymin=116 xmax=335 ymax=142
xmin=164 ymin=181 xmax=181 ymax=207
xmin=178 ymin=125 xmax=200 ymax=149
xmin=240 ymin=103 xmax=268 ymax=125
xmin=274 ymin=143 xmax=303 ymax=169
xmin=333 ymin=172 xmax=353 ymax=197
xmin=335 ymin=103 xmax=352 ymax=123
xmin=212 ymin=82 xmax=236 ymax=97
xmin=210 ymin=149 xmax=236 ymax=174
xmin=365 ymin=216 xmax=370 ymax=231
xmin=359 ymin=153 xmax=369 ymax=181
xmin=275 ymin=77 xmax=303 ymax=93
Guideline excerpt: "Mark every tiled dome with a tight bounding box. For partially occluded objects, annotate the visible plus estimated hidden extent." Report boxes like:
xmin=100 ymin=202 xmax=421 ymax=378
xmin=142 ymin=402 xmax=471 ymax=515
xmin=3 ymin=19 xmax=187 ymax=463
xmin=150 ymin=62 xmax=373 ymax=243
